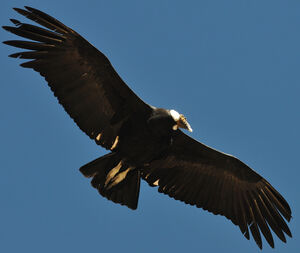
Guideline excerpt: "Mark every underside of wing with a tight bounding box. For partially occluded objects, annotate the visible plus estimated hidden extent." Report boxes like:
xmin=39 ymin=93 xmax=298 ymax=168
xmin=142 ymin=130 xmax=292 ymax=249
xmin=3 ymin=6 xmax=151 ymax=150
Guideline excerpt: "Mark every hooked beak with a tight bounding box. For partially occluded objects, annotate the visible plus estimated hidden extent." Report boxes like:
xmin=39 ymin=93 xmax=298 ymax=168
xmin=177 ymin=115 xmax=193 ymax=132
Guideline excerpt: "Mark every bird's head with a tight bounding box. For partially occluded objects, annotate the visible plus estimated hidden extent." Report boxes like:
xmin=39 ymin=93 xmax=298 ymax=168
xmin=169 ymin=109 xmax=193 ymax=132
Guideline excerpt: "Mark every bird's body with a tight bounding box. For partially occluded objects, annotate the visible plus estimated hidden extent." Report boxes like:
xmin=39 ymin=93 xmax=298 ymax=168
xmin=112 ymin=108 xmax=174 ymax=165
xmin=81 ymin=107 xmax=191 ymax=209
xmin=3 ymin=6 xmax=292 ymax=249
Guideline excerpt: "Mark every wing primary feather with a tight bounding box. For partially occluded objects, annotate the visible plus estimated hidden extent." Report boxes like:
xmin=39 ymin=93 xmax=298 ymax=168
xmin=9 ymin=51 xmax=58 ymax=59
xmin=13 ymin=8 xmax=68 ymax=34
xmin=238 ymin=190 xmax=251 ymax=239
xmin=264 ymin=185 xmax=292 ymax=222
xmin=19 ymin=59 xmax=40 ymax=68
xmin=260 ymin=189 xmax=291 ymax=238
xmin=10 ymin=19 xmax=21 ymax=26
xmin=263 ymin=180 xmax=292 ymax=218
xmin=3 ymin=26 xmax=62 ymax=44
xmin=235 ymin=190 xmax=249 ymax=237
xmin=24 ymin=6 xmax=71 ymax=32
xmin=248 ymin=191 xmax=274 ymax=248
xmin=241 ymin=193 xmax=255 ymax=240
xmin=244 ymin=193 xmax=262 ymax=249
xmin=256 ymin=192 xmax=287 ymax=243
xmin=3 ymin=40 xmax=56 ymax=51
xmin=10 ymin=22 xmax=67 ymax=41
xmin=229 ymin=178 xmax=242 ymax=227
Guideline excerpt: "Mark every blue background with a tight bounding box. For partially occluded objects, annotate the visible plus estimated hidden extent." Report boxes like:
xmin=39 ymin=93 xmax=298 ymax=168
xmin=0 ymin=1 xmax=299 ymax=252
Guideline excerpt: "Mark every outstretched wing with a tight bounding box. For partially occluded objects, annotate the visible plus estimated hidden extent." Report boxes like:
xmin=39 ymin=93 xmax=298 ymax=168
xmin=3 ymin=6 xmax=151 ymax=150
xmin=142 ymin=130 xmax=292 ymax=249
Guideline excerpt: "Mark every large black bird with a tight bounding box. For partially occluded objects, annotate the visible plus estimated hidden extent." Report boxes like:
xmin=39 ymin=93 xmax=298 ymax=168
xmin=3 ymin=6 xmax=292 ymax=249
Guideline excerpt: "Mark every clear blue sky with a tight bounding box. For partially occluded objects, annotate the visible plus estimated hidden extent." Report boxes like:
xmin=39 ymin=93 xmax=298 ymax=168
xmin=0 ymin=1 xmax=299 ymax=252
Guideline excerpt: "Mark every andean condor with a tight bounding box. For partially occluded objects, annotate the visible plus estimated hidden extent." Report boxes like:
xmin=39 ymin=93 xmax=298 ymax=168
xmin=3 ymin=6 xmax=292 ymax=249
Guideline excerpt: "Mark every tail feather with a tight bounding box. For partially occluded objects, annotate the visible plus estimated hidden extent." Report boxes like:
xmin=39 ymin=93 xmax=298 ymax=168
xmin=79 ymin=153 xmax=141 ymax=210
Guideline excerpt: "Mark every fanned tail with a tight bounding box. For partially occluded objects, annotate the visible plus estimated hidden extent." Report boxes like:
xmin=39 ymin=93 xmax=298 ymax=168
xmin=80 ymin=153 xmax=140 ymax=210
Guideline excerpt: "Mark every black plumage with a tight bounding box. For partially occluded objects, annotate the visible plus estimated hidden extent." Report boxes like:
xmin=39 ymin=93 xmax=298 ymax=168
xmin=3 ymin=6 xmax=292 ymax=249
